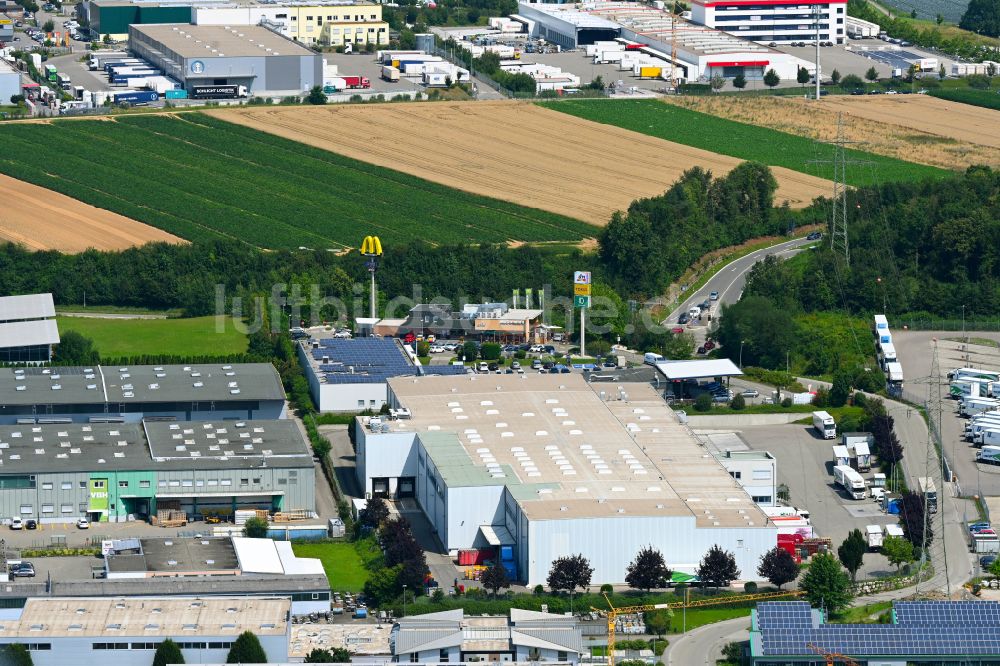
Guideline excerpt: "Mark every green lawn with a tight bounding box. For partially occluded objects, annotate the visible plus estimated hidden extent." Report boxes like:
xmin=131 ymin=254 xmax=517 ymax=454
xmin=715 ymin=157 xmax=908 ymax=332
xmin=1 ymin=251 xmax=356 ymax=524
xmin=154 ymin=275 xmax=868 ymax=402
xmin=56 ymin=315 xmax=248 ymax=358
xmin=667 ymin=607 xmax=752 ymax=632
xmin=929 ymin=87 xmax=1000 ymax=112
xmin=539 ymin=99 xmax=951 ymax=186
xmin=292 ymin=541 xmax=369 ymax=593
xmin=0 ymin=114 xmax=594 ymax=249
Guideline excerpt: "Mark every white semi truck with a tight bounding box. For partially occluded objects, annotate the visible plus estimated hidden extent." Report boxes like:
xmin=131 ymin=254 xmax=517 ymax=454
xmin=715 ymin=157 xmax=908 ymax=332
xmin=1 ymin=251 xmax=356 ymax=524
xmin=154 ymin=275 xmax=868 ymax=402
xmin=813 ymin=411 xmax=836 ymax=439
xmin=834 ymin=465 xmax=866 ymax=500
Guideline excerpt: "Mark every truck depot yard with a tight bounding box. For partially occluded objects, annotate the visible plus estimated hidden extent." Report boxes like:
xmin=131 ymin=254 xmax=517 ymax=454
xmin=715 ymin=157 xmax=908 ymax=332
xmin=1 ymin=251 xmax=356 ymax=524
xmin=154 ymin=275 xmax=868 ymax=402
xmin=213 ymin=100 xmax=834 ymax=224
xmin=0 ymin=113 xmax=593 ymax=248
xmin=0 ymin=172 xmax=183 ymax=252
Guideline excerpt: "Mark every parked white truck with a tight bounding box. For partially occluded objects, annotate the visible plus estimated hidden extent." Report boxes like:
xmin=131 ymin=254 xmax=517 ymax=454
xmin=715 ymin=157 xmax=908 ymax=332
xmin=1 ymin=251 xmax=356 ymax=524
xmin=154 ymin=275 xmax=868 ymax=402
xmin=918 ymin=476 xmax=938 ymax=514
xmin=834 ymin=465 xmax=866 ymax=499
xmin=977 ymin=445 xmax=1000 ymax=465
xmin=961 ymin=397 xmax=1000 ymax=417
xmin=813 ymin=410 xmax=836 ymax=439
xmin=865 ymin=524 xmax=884 ymax=551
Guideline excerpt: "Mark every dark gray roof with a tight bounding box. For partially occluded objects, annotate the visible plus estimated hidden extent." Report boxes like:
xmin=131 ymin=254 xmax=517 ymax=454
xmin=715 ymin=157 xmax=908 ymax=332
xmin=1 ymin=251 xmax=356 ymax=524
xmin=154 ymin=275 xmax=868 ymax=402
xmin=0 ymin=363 xmax=284 ymax=407
xmin=0 ymin=421 xmax=311 ymax=474
xmin=109 ymin=537 xmax=240 ymax=573
xmin=144 ymin=419 xmax=312 ymax=465
xmin=0 ymin=574 xmax=330 ymax=600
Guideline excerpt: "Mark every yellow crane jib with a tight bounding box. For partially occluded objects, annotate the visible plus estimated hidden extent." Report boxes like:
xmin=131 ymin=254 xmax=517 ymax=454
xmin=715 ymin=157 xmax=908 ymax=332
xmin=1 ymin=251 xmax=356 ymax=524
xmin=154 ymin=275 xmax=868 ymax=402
xmin=807 ymin=642 xmax=860 ymax=666
xmin=360 ymin=235 xmax=383 ymax=256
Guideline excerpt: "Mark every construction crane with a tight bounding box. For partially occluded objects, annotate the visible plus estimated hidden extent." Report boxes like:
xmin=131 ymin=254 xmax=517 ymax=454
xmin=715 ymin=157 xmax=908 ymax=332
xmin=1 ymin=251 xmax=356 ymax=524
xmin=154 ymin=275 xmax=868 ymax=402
xmin=807 ymin=643 xmax=860 ymax=666
xmin=595 ymin=589 xmax=804 ymax=666
xmin=670 ymin=0 xmax=680 ymax=90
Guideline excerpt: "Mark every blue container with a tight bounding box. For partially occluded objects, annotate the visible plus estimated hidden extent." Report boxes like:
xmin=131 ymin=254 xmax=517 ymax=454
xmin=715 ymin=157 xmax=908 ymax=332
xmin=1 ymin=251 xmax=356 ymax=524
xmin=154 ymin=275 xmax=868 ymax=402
xmin=165 ymin=89 xmax=188 ymax=99
xmin=886 ymin=499 xmax=902 ymax=515
xmin=500 ymin=546 xmax=514 ymax=562
xmin=502 ymin=561 xmax=517 ymax=580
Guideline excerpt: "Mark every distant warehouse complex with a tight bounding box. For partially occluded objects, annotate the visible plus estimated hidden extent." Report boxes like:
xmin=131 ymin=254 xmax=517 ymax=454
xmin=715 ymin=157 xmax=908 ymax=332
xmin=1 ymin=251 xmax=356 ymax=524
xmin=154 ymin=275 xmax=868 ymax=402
xmin=518 ymin=1 xmax=815 ymax=80
xmin=0 ymin=293 xmax=59 ymax=364
xmin=129 ymin=24 xmax=323 ymax=96
xmin=356 ymin=374 xmax=775 ymax=585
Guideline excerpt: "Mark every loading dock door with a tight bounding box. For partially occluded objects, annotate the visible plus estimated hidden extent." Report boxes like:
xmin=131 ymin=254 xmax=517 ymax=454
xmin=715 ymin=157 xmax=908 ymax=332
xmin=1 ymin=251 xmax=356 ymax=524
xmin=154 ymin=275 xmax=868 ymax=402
xmin=398 ymin=477 xmax=415 ymax=498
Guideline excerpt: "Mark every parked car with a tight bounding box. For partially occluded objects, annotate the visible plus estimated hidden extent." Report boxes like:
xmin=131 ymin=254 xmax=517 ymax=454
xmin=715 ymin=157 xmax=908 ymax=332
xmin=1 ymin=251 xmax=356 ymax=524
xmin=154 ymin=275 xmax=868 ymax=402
xmin=807 ymin=231 xmax=823 ymax=240
xmin=709 ymin=291 xmax=719 ymax=300
xmin=332 ymin=330 xmax=352 ymax=339
xmin=531 ymin=359 xmax=542 ymax=369
xmin=9 ymin=517 xmax=22 ymax=530
xmin=428 ymin=344 xmax=444 ymax=353
xmin=25 ymin=519 xmax=37 ymax=530
xmin=697 ymin=346 xmax=707 ymax=355
xmin=77 ymin=518 xmax=90 ymax=529
xmin=10 ymin=562 xmax=35 ymax=578
xmin=678 ymin=313 xmax=690 ymax=325
xmin=671 ymin=326 xmax=685 ymax=334
xmin=741 ymin=389 xmax=760 ymax=398
xmin=511 ymin=361 xmax=521 ymax=370
xmin=981 ymin=555 xmax=997 ymax=568
xmin=487 ymin=362 xmax=499 ymax=372
xmin=703 ymin=340 xmax=716 ymax=351
xmin=969 ymin=522 xmax=992 ymax=533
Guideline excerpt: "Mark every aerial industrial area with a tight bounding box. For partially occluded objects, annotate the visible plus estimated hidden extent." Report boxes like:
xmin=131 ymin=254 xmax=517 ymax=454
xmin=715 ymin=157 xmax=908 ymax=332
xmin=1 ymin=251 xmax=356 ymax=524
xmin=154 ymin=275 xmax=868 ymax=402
xmin=0 ymin=0 xmax=1000 ymax=662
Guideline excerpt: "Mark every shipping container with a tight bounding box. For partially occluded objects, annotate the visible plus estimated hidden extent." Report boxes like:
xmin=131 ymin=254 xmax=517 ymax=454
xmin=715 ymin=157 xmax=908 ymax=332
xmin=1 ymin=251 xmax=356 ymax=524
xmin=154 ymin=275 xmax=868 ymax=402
xmin=165 ymin=88 xmax=188 ymax=99
xmin=636 ymin=66 xmax=662 ymax=79
xmin=381 ymin=65 xmax=400 ymax=82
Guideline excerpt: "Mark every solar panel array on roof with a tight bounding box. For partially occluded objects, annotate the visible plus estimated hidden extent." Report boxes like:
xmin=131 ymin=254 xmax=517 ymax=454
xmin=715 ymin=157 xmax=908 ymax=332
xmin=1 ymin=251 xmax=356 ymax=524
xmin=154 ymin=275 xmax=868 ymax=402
xmin=420 ymin=365 xmax=469 ymax=376
xmin=312 ymin=338 xmax=416 ymax=384
xmin=757 ymin=601 xmax=1000 ymax=657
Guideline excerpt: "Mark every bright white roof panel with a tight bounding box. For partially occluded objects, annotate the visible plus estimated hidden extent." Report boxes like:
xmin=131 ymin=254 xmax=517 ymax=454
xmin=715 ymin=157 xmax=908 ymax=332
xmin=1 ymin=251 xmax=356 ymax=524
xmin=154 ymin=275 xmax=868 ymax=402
xmin=231 ymin=536 xmax=283 ymax=574
xmin=0 ymin=293 xmax=55 ymax=322
xmin=654 ymin=358 xmax=742 ymax=380
xmin=0 ymin=319 xmax=60 ymax=348
xmin=274 ymin=540 xmax=324 ymax=576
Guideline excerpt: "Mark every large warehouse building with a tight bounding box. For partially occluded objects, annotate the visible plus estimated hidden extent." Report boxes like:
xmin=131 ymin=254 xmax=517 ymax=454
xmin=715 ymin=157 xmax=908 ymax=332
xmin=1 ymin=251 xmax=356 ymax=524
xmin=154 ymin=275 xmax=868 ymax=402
xmin=356 ymin=374 xmax=776 ymax=585
xmin=0 ymin=419 xmax=314 ymax=524
xmin=129 ymin=23 xmax=323 ymax=96
xmin=0 ymin=362 xmax=286 ymax=425
xmin=518 ymin=1 xmax=814 ymax=80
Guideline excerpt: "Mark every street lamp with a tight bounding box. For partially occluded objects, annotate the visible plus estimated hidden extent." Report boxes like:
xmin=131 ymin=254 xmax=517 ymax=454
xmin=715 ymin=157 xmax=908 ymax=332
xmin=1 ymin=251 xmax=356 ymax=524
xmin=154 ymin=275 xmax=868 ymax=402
xmin=739 ymin=340 xmax=745 ymax=369
xmin=402 ymin=584 xmax=407 ymax=617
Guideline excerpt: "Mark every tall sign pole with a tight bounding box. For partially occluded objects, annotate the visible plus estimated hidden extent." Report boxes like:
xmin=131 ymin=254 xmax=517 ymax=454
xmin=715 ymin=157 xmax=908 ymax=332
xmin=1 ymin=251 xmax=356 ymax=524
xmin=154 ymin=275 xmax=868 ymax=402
xmin=573 ymin=271 xmax=591 ymax=357
xmin=361 ymin=236 xmax=383 ymax=320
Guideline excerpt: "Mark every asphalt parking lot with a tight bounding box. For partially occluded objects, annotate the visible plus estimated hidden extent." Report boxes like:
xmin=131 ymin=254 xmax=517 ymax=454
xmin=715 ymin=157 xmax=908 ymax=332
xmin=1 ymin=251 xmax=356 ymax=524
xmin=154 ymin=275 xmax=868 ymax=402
xmin=704 ymin=422 xmax=899 ymax=578
xmin=894 ymin=331 xmax=1000 ymax=498
xmin=323 ymin=52 xmax=423 ymax=94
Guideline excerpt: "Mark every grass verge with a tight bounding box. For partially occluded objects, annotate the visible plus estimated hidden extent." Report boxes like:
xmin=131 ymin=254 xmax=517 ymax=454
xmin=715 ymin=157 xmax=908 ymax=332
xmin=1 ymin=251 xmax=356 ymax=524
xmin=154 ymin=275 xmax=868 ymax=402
xmin=56 ymin=315 xmax=248 ymax=357
xmin=539 ymin=99 xmax=951 ymax=186
xmin=929 ymin=88 xmax=1000 ymax=112
xmin=291 ymin=541 xmax=369 ymax=593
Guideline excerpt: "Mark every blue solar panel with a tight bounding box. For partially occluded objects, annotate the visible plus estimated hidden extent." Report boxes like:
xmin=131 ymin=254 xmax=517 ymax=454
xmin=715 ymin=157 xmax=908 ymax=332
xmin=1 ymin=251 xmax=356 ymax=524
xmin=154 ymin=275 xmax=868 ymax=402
xmin=420 ymin=365 xmax=468 ymax=376
xmin=757 ymin=601 xmax=1000 ymax=657
xmin=312 ymin=338 xmax=416 ymax=384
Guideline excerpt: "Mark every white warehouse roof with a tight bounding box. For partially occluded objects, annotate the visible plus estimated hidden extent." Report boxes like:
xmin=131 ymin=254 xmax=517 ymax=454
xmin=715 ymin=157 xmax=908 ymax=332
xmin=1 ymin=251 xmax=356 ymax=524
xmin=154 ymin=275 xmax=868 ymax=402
xmin=654 ymin=358 xmax=742 ymax=380
xmin=0 ymin=318 xmax=59 ymax=348
xmin=0 ymin=293 xmax=55 ymax=322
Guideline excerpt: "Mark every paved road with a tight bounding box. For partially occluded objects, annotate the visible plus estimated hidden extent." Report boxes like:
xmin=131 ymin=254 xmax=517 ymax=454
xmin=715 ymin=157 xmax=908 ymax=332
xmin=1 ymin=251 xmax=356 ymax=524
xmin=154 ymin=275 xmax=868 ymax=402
xmin=662 ymin=236 xmax=818 ymax=346
xmin=664 ymin=615 xmax=749 ymax=666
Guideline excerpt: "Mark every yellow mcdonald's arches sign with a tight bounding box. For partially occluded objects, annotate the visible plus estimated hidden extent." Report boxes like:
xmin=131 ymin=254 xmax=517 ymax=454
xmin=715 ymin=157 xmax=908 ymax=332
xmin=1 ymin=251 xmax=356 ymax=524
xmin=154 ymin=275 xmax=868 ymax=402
xmin=360 ymin=235 xmax=383 ymax=256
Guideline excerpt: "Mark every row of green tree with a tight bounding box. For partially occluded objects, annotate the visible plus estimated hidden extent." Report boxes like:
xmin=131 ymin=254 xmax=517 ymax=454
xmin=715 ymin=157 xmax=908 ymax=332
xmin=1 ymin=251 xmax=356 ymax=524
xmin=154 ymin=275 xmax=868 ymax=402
xmin=358 ymin=498 xmax=431 ymax=605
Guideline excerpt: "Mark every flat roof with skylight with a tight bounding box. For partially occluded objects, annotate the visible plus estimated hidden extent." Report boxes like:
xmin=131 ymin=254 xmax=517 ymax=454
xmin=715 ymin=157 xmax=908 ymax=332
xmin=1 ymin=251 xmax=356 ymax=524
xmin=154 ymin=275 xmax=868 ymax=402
xmin=131 ymin=23 xmax=316 ymax=58
xmin=384 ymin=374 xmax=767 ymax=527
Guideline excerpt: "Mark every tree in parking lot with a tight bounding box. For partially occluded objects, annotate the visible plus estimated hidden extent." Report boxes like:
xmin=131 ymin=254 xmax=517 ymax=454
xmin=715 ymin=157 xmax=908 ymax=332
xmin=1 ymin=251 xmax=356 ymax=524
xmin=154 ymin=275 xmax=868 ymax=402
xmin=865 ymin=66 xmax=879 ymax=84
xmin=226 ymin=631 xmax=268 ymax=663
xmin=730 ymin=392 xmax=746 ymax=410
xmin=663 ymin=330 xmax=695 ymax=360
xmin=242 ymin=516 xmax=268 ymax=539
xmin=763 ymin=68 xmax=780 ymax=90
xmin=41 ymin=19 xmax=53 ymax=32
xmin=480 ymin=342 xmax=502 ymax=361
xmin=710 ymin=73 xmax=726 ymax=92
xmin=547 ymin=554 xmax=593 ymax=596
xmin=830 ymin=68 xmax=841 ymax=85
xmin=696 ymin=544 xmax=740 ymax=589
xmin=757 ymin=546 xmax=799 ymax=589
xmin=837 ymin=529 xmax=867 ymax=582
xmin=625 ymin=545 xmax=672 ymax=592
xmin=416 ymin=340 xmax=430 ymax=357
xmin=796 ymin=66 xmax=810 ymax=86
xmin=732 ymin=72 xmax=747 ymax=89
xmin=461 ymin=341 xmax=478 ymax=362
xmin=840 ymin=73 xmax=863 ymax=89
xmin=882 ymin=535 xmax=914 ymax=571
xmin=153 ymin=639 xmax=184 ymax=666
xmin=693 ymin=392 xmax=713 ymax=412
xmin=480 ymin=560 xmax=511 ymax=596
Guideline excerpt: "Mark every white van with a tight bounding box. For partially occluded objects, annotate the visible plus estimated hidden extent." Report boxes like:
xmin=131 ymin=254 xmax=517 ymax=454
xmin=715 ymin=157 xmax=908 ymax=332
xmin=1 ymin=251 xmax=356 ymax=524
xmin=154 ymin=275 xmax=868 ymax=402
xmin=688 ymin=307 xmax=701 ymax=319
xmin=644 ymin=352 xmax=664 ymax=365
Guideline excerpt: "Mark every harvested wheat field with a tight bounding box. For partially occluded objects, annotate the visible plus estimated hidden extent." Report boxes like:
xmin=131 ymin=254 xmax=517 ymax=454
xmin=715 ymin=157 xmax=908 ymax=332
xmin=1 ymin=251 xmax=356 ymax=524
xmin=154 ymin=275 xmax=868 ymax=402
xmin=0 ymin=174 xmax=184 ymax=252
xmin=212 ymin=101 xmax=833 ymax=225
xmin=663 ymin=95 xmax=1000 ymax=170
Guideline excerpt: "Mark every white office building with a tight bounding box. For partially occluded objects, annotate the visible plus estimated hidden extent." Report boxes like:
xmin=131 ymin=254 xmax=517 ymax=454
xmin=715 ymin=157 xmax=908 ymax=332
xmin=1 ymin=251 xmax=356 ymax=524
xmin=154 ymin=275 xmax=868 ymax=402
xmin=690 ymin=0 xmax=847 ymax=45
xmin=713 ymin=450 xmax=777 ymax=507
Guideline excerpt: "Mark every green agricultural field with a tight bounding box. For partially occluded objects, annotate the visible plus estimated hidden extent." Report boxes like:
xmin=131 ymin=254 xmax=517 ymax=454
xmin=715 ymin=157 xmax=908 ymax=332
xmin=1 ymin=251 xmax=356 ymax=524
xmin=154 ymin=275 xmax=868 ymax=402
xmin=56 ymin=315 xmax=248 ymax=358
xmin=539 ymin=99 xmax=950 ymax=187
xmin=0 ymin=114 xmax=594 ymax=249
xmin=292 ymin=541 xmax=369 ymax=593
xmin=929 ymin=88 xmax=1000 ymax=112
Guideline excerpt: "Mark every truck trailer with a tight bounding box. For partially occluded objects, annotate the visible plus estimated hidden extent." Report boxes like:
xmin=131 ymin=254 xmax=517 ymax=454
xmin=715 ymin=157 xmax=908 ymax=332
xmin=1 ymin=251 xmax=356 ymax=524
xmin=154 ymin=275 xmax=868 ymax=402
xmin=381 ymin=65 xmax=400 ymax=82
xmin=949 ymin=367 xmax=1000 ymax=383
xmin=978 ymin=445 xmax=1000 ymax=465
xmin=189 ymin=85 xmax=248 ymax=99
xmin=832 ymin=445 xmax=851 ymax=468
xmin=865 ymin=524 xmax=884 ymax=551
xmin=834 ymin=465 xmax=866 ymax=500
xmin=813 ymin=410 xmax=836 ymax=439
xmin=112 ymin=90 xmax=159 ymax=105
xmin=961 ymin=397 xmax=1000 ymax=417
xmin=951 ymin=379 xmax=991 ymax=400
xmin=917 ymin=477 xmax=938 ymax=514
